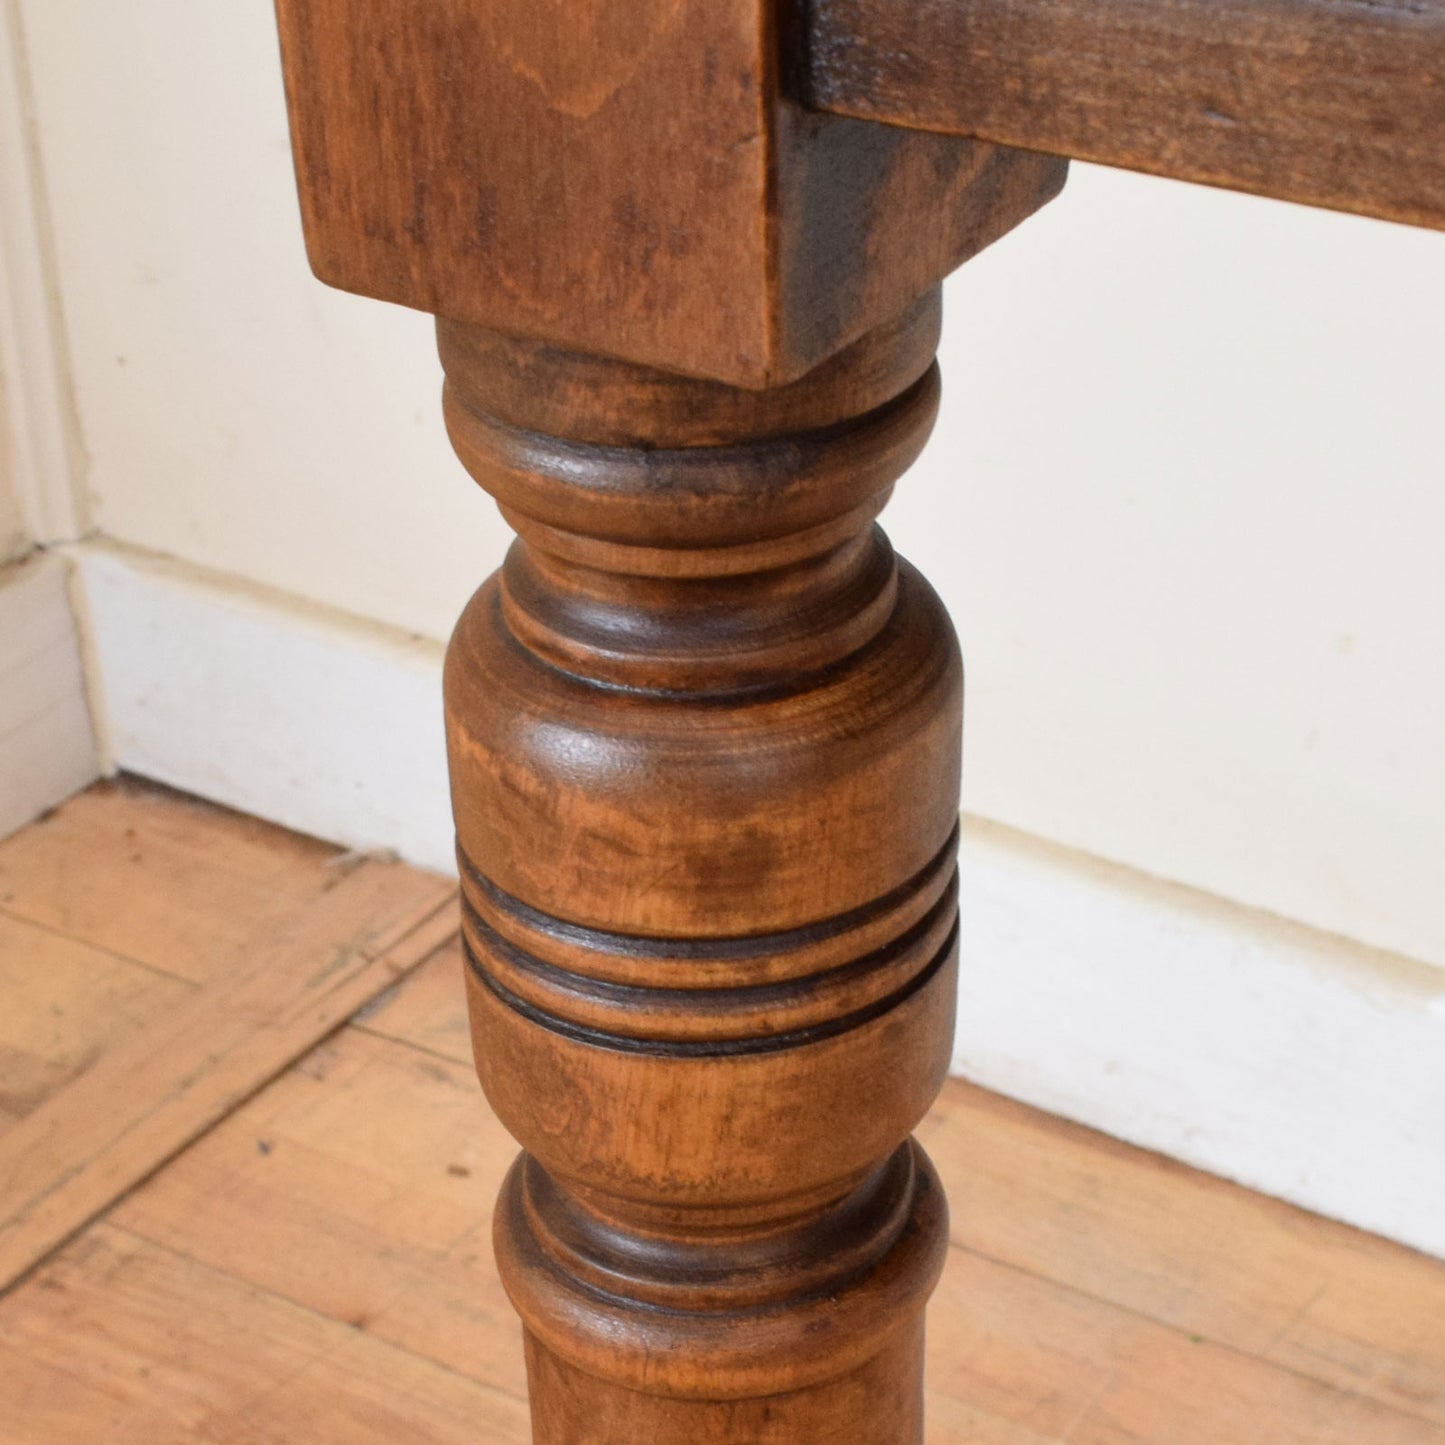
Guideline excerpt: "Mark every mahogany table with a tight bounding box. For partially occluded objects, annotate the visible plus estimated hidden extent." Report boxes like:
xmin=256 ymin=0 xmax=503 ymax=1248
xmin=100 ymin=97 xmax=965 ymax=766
xmin=272 ymin=3 xmax=1445 ymax=1439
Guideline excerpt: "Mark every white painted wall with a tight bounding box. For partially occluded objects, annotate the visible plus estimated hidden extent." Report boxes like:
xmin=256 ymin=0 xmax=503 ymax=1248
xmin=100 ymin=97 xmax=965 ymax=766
xmin=13 ymin=1 xmax=1445 ymax=977
xmin=1 ymin=0 xmax=85 ymax=554
xmin=904 ymin=181 xmax=1445 ymax=970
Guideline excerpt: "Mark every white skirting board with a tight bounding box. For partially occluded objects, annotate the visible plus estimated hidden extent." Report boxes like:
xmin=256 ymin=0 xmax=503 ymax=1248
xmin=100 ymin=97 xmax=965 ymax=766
xmin=0 ymin=552 xmax=100 ymax=840
xmin=72 ymin=543 xmax=455 ymax=872
xmin=953 ymin=825 xmax=1445 ymax=1261
xmin=71 ymin=541 xmax=1445 ymax=1259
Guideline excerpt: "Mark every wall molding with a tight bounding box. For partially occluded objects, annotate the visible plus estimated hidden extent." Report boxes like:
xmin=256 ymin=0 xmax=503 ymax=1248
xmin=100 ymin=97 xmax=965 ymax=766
xmin=68 ymin=539 xmax=1445 ymax=1259
xmin=0 ymin=552 xmax=100 ymax=839
xmin=72 ymin=541 xmax=454 ymax=872
xmin=954 ymin=821 xmax=1445 ymax=1260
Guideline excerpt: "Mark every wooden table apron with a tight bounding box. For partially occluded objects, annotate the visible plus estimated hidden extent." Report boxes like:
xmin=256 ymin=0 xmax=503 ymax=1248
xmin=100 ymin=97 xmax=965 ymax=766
xmin=273 ymin=1 xmax=1441 ymax=1438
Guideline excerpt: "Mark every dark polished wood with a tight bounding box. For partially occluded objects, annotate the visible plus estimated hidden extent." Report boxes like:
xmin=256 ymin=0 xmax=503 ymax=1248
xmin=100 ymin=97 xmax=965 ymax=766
xmin=441 ymin=306 xmax=960 ymax=1440
xmin=802 ymin=0 xmax=1445 ymax=231
xmin=275 ymin=4 xmax=1063 ymax=1432
xmin=274 ymin=0 xmax=1063 ymax=387
xmin=276 ymin=0 xmax=1440 ymax=1436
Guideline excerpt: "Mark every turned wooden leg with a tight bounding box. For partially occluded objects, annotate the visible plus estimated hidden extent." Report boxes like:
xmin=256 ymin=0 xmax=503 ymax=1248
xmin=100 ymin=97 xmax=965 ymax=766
xmin=274 ymin=2 xmax=1064 ymax=1434
xmin=438 ymin=300 xmax=959 ymax=1440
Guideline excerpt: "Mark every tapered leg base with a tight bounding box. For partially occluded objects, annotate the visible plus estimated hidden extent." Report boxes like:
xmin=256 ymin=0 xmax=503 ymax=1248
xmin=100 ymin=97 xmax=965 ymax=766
xmin=523 ymin=1322 xmax=927 ymax=1445
xmin=494 ymin=1142 xmax=948 ymax=1445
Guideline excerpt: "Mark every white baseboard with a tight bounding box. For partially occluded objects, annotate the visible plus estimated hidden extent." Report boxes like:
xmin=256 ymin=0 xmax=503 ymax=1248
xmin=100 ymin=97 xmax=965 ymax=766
xmin=954 ymin=824 xmax=1445 ymax=1260
xmin=0 ymin=552 xmax=101 ymax=840
xmin=69 ymin=541 xmax=1445 ymax=1258
xmin=72 ymin=542 xmax=455 ymax=872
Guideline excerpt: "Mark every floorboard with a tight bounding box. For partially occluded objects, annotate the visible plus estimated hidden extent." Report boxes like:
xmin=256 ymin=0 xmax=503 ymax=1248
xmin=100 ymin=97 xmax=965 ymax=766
xmin=0 ymin=910 xmax=191 ymax=1131
xmin=0 ymin=1224 xmax=530 ymax=1445
xmin=0 ymin=780 xmax=454 ymax=1290
xmin=0 ymin=778 xmax=346 ymax=984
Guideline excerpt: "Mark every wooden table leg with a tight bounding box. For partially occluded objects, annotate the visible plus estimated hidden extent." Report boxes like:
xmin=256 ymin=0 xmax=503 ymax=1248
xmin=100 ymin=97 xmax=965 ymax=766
xmin=273 ymin=5 xmax=1065 ymax=1435
xmin=434 ymin=300 xmax=959 ymax=1440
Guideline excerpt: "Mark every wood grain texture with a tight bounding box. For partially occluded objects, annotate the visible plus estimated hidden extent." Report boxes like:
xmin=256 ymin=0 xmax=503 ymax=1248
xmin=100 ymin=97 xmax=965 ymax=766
xmin=438 ymin=307 xmax=962 ymax=1440
xmin=270 ymin=5 xmax=1061 ymax=1425
xmin=0 ymin=912 xmax=192 ymax=1132
xmin=0 ymin=853 xmax=453 ymax=1291
xmin=268 ymin=4 xmax=1445 ymax=1436
xmin=0 ymin=1224 xmax=530 ymax=1445
xmin=0 ymin=778 xmax=345 ymax=984
xmin=917 ymin=1089 xmax=1445 ymax=1427
xmin=926 ymin=1250 xmax=1442 ymax=1445
xmin=274 ymin=0 xmax=1064 ymax=385
xmin=114 ymin=1022 xmax=536 ymax=1405
xmin=801 ymin=0 xmax=1445 ymax=230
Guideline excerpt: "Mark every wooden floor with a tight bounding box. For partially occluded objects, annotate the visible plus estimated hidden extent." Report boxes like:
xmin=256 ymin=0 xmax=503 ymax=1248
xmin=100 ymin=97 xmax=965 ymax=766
xmin=0 ymin=779 xmax=1441 ymax=1443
